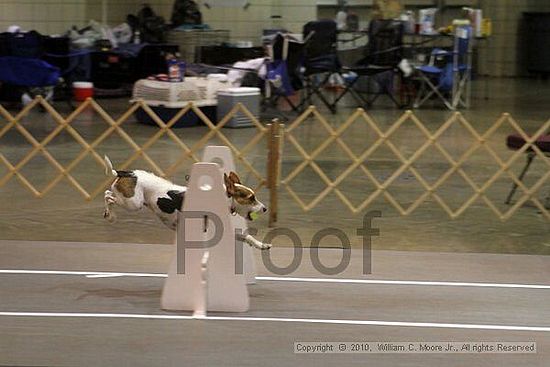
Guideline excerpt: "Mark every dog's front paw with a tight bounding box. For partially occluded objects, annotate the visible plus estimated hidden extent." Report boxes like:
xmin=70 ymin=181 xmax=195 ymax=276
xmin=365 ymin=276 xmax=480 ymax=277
xmin=104 ymin=190 xmax=116 ymax=205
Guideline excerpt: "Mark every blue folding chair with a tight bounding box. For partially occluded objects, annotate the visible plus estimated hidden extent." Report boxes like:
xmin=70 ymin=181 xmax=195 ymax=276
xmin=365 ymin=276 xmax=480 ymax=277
xmin=413 ymin=25 xmax=473 ymax=110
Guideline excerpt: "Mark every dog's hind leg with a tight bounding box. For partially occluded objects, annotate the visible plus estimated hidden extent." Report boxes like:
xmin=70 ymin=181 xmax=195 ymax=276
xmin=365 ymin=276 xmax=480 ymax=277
xmin=242 ymin=234 xmax=272 ymax=250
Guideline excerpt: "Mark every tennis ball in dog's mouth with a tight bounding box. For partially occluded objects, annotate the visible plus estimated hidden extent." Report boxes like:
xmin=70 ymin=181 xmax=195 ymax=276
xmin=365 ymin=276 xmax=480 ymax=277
xmin=249 ymin=212 xmax=259 ymax=221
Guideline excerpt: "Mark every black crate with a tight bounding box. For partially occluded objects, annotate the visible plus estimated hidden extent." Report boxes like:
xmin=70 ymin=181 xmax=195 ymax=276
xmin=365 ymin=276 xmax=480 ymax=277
xmin=91 ymin=51 xmax=136 ymax=89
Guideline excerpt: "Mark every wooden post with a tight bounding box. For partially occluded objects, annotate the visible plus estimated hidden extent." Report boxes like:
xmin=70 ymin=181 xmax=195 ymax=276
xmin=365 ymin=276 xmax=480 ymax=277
xmin=267 ymin=119 xmax=283 ymax=227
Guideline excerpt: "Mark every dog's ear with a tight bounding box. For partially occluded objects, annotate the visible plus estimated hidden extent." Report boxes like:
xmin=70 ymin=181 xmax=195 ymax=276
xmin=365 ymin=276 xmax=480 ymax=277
xmin=224 ymin=172 xmax=235 ymax=197
xmin=228 ymin=171 xmax=241 ymax=185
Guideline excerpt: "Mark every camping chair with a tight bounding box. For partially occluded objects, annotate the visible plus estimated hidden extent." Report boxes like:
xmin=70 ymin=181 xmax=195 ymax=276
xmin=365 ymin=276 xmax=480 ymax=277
xmin=336 ymin=19 xmax=405 ymax=108
xmin=299 ymin=19 xmax=343 ymax=114
xmin=413 ymin=25 xmax=472 ymax=110
xmin=504 ymin=133 xmax=550 ymax=208
xmin=264 ymin=33 xmax=305 ymax=113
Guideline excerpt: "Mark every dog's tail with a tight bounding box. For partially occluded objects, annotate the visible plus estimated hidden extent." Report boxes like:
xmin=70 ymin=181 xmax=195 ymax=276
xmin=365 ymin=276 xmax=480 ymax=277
xmin=104 ymin=155 xmax=117 ymax=177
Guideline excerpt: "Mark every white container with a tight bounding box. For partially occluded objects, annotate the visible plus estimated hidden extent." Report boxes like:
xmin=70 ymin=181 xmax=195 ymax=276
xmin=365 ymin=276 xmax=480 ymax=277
xmin=474 ymin=9 xmax=483 ymax=37
xmin=217 ymin=87 xmax=261 ymax=128
xmin=463 ymin=7 xmax=483 ymax=38
xmin=132 ymin=77 xmax=229 ymax=106
xmin=131 ymin=77 xmax=226 ymax=128
xmin=400 ymin=11 xmax=415 ymax=34
xmin=419 ymin=8 xmax=437 ymax=35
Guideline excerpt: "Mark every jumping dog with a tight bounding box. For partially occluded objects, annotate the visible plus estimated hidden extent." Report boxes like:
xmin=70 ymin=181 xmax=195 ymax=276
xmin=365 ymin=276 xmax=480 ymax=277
xmin=103 ymin=156 xmax=271 ymax=250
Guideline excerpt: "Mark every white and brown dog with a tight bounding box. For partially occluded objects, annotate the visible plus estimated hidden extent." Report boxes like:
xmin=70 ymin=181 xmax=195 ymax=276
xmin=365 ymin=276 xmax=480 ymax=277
xmin=103 ymin=156 xmax=271 ymax=250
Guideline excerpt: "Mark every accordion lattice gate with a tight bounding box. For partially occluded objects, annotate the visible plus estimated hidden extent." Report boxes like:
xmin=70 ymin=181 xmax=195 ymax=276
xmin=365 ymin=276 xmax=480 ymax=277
xmin=279 ymin=107 xmax=550 ymax=221
xmin=0 ymin=97 xmax=548 ymax=222
xmin=0 ymin=97 xmax=268 ymax=200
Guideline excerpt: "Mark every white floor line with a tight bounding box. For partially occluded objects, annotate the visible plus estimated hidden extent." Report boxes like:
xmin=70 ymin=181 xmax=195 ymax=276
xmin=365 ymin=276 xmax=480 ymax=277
xmin=0 ymin=270 xmax=166 ymax=278
xmin=0 ymin=311 xmax=548 ymax=332
xmin=1 ymin=269 xmax=550 ymax=290
xmin=257 ymin=276 xmax=550 ymax=290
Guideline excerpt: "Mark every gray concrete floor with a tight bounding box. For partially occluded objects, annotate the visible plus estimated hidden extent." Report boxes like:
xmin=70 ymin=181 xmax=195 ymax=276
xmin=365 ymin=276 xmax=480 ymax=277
xmin=0 ymin=77 xmax=549 ymax=366
xmin=0 ymin=240 xmax=549 ymax=366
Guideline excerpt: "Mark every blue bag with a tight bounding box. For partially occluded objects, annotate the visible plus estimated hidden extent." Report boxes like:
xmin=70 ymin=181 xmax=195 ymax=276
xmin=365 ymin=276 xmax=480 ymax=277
xmin=266 ymin=60 xmax=294 ymax=96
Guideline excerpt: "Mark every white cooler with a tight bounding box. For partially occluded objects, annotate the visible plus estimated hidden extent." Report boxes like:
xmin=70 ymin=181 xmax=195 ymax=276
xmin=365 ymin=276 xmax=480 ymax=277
xmin=217 ymin=87 xmax=261 ymax=128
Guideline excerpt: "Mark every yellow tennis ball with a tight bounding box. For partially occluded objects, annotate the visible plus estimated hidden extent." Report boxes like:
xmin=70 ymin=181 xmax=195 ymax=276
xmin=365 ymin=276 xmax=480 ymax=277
xmin=249 ymin=212 xmax=259 ymax=221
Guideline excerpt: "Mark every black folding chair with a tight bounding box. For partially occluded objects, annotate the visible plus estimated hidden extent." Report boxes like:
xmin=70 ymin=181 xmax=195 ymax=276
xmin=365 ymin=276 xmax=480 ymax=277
xmin=299 ymin=20 xmax=343 ymax=114
xmin=336 ymin=19 xmax=404 ymax=108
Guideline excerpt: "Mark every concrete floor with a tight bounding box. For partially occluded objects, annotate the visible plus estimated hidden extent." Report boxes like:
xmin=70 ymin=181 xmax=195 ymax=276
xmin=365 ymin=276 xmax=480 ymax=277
xmin=0 ymin=77 xmax=549 ymax=366
xmin=0 ymin=240 xmax=549 ymax=366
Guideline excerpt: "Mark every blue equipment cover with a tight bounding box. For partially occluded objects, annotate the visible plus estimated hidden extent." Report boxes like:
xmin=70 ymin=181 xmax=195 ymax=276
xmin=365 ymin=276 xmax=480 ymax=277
xmin=0 ymin=56 xmax=60 ymax=87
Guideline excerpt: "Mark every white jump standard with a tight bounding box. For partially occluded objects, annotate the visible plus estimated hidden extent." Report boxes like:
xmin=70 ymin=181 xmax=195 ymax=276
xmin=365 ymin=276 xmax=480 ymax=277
xmin=162 ymin=162 xmax=260 ymax=313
